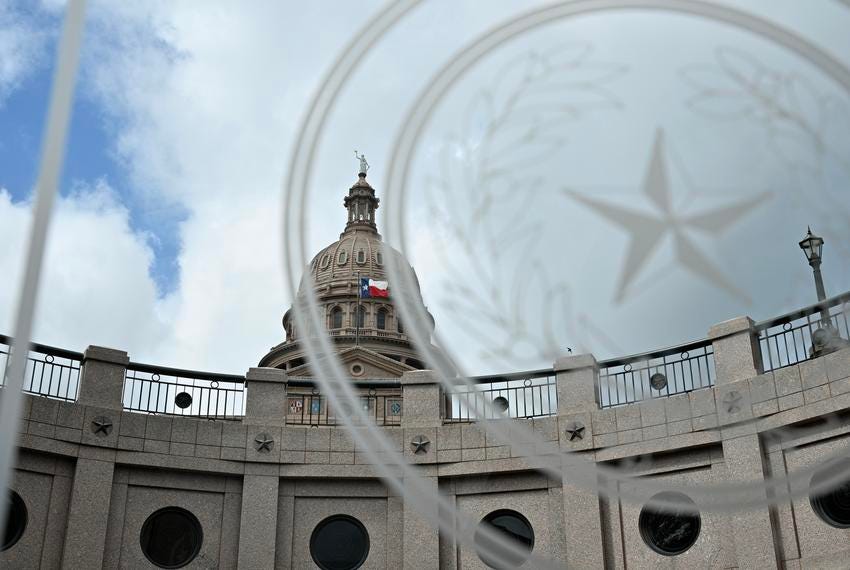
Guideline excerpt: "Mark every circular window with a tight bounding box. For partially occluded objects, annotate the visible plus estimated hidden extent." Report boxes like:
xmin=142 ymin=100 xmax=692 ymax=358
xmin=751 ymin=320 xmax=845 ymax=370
xmin=310 ymin=515 xmax=370 ymax=570
xmin=810 ymin=458 xmax=850 ymax=528
xmin=350 ymin=364 xmax=364 ymax=376
xmin=639 ymin=492 xmax=700 ymax=556
xmin=140 ymin=507 xmax=203 ymax=568
xmin=474 ymin=510 xmax=534 ymax=569
xmin=2 ymin=491 xmax=27 ymax=551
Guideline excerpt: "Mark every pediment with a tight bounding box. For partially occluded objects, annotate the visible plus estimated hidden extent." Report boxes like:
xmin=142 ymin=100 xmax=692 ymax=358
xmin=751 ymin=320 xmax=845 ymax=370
xmin=287 ymin=346 xmax=415 ymax=378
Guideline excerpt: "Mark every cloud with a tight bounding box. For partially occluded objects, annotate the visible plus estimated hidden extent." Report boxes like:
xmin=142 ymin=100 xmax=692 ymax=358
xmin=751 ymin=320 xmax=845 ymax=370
xmin=0 ymin=180 xmax=167 ymax=356
xmin=0 ymin=3 xmax=51 ymax=106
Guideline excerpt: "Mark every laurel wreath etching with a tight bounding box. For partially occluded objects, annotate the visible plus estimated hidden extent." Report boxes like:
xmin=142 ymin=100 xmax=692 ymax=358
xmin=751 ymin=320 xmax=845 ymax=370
xmin=425 ymin=44 xmax=628 ymax=368
xmin=680 ymin=46 xmax=850 ymax=284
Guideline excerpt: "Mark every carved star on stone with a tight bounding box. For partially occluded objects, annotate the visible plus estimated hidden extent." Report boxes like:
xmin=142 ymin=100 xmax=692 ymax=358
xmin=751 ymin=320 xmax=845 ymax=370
xmin=410 ymin=435 xmax=430 ymax=454
xmin=254 ymin=433 xmax=274 ymax=453
xmin=91 ymin=416 xmax=113 ymax=436
xmin=565 ymin=422 xmax=586 ymax=441
xmin=723 ymin=391 xmax=743 ymax=414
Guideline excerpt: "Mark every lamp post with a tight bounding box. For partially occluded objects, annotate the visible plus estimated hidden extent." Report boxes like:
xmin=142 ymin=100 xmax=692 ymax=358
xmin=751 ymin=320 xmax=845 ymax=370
xmin=798 ymin=227 xmax=830 ymax=324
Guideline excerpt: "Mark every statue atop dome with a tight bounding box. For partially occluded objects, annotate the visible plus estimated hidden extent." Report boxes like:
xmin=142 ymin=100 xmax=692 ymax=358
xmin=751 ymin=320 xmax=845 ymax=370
xmin=354 ymin=149 xmax=369 ymax=176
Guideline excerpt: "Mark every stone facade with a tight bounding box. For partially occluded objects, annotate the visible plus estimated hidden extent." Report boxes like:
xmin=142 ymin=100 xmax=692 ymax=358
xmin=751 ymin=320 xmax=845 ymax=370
xmin=5 ymin=173 xmax=850 ymax=568
xmin=6 ymin=330 xmax=850 ymax=568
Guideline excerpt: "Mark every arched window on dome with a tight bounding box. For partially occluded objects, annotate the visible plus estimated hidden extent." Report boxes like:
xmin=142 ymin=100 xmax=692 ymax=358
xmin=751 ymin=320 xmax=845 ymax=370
xmin=330 ymin=307 xmax=343 ymax=329
xmin=356 ymin=306 xmax=366 ymax=328
xmin=356 ymin=250 xmax=365 ymax=264
xmin=337 ymin=250 xmax=348 ymax=265
xmin=377 ymin=308 xmax=387 ymax=330
xmin=397 ymin=318 xmax=404 ymax=334
xmin=320 ymin=254 xmax=330 ymax=269
xmin=376 ymin=251 xmax=383 ymax=265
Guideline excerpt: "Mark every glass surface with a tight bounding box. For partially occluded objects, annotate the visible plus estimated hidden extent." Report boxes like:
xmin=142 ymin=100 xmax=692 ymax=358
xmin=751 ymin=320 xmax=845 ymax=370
xmin=639 ymin=492 xmax=700 ymax=556
xmin=475 ymin=510 xmax=534 ymax=569
xmin=140 ymin=507 xmax=203 ymax=568
xmin=2 ymin=491 xmax=27 ymax=551
xmin=310 ymin=515 xmax=370 ymax=570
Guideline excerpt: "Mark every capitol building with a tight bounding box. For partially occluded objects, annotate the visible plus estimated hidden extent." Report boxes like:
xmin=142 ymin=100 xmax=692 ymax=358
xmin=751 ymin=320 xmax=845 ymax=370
xmin=4 ymin=166 xmax=850 ymax=569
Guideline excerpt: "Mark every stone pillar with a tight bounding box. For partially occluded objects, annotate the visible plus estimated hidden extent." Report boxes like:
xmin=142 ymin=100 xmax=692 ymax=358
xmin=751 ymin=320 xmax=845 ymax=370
xmin=708 ymin=316 xmax=762 ymax=385
xmin=401 ymin=370 xmax=442 ymax=428
xmin=61 ymin=454 xmax=115 ymax=569
xmin=554 ymin=354 xmax=605 ymax=569
xmin=78 ymin=346 xmax=129 ymax=410
xmin=721 ymin=434 xmax=779 ymax=569
xmin=244 ymin=367 xmax=287 ymax=426
xmin=237 ymin=467 xmax=280 ymax=569
xmin=554 ymin=354 xmax=599 ymax=413
xmin=403 ymin=474 xmax=440 ymax=569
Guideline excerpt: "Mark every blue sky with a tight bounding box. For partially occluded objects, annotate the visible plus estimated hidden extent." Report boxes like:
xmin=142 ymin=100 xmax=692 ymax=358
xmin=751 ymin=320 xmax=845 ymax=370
xmin=0 ymin=4 xmax=184 ymax=295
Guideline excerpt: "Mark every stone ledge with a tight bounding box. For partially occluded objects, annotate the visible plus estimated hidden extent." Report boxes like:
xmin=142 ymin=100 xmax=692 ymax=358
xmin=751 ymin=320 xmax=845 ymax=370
xmin=707 ymin=316 xmax=755 ymax=340
xmin=82 ymin=345 xmax=130 ymax=365
xmin=245 ymin=367 xmax=286 ymax=383
xmin=553 ymin=354 xmax=597 ymax=372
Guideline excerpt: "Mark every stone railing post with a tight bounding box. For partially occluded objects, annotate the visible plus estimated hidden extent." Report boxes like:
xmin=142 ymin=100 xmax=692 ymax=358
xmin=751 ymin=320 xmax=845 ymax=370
xmin=554 ymin=354 xmax=605 ymax=569
xmin=78 ymin=345 xmax=129 ymax=410
xmin=707 ymin=316 xmax=762 ymax=384
xmin=244 ymin=367 xmax=287 ymax=426
xmin=400 ymin=370 xmax=442 ymax=428
xmin=708 ymin=318 xmax=779 ymax=567
xmin=554 ymin=353 xmax=599 ymax=414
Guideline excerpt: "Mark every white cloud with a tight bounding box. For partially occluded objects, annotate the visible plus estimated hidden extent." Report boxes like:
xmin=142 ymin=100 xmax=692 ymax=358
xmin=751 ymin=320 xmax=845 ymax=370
xmin=0 ymin=181 xmax=167 ymax=355
xmin=0 ymin=3 xmax=50 ymax=106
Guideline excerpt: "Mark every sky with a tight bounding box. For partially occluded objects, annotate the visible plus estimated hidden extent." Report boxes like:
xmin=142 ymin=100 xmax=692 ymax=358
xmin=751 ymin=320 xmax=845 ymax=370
xmin=1 ymin=0 xmax=850 ymax=375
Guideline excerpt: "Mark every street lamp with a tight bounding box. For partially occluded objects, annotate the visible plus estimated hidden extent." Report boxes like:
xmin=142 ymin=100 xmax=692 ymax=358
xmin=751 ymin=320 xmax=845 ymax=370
xmin=799 ymin=227 xmax=827 ymax=304
xmin=799 ymin=227 xmax=839 ymax=357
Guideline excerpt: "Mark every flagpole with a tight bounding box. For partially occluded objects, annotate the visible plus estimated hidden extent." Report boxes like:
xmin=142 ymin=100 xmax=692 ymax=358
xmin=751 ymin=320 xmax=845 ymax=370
xmin=356 ymin=271 xmax=361 ymax=346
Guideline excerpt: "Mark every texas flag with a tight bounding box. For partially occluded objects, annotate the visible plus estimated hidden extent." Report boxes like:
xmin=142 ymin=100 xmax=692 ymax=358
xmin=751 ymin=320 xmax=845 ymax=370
xmin=360 ymin=277 xmax=389 ymax=298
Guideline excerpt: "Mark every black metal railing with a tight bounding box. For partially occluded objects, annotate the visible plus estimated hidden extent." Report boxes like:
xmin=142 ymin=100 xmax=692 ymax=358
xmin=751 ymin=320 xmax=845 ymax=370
xmin=0 ymin=335 xmax=81 ymax=401
xmin=598 ymin=339 xmax=716 ymax=408
xmin=755 ymin=292 xmax=850 ymax=372
xmin=284 ymin=379 xmax=402 ymax=426
xmin=442 ymin=370 xmax=557 ymax=423
xmin=123 ymin=362 xmax=245 ymax=419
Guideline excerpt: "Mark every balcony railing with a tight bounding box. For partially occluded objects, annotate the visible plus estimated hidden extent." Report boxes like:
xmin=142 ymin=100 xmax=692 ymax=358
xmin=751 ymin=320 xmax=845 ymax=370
xmin=755 ymin=292 xmax=850 ymax=372
xmin=284 ymin=379 xmax=402 ymax=426
xmin=0 ymin=334 xmax=81 ymax=402
xmin=442 ymin=370 xmax=557 ymax=423
xmin=597 ymin=339 xmax=716 ymax=409
xmin=123 ymin=362 xmax=246 ymax=420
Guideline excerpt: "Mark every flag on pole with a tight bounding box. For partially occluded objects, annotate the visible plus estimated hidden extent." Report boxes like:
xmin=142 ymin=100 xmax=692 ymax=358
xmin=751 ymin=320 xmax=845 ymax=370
xmin=360 ymin=278 xmax=389 ymax=298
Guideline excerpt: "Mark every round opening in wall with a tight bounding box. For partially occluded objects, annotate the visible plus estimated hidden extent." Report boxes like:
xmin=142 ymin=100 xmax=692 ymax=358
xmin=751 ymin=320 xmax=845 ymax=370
xmin=810 ymin=458 xmax=850 ymax=528
xmin=174 ymin=392 xmax=193 ymax=409
xmin=639 ymin=492 xmax=700 ymax=556
xmin=310 ymin=514 xmax=370 ymax=570
xmin=140 ymin=507 xmax=203 ymax=568
xmin=350 ymin=364 xmax=364 ymax=376
xmin=492 ymin=396 xmax=509 ymax=413
xmin=2 ymin=491 xmax=27 ymax=551
xmin=474 ymin=509 xmax=534 ymax=569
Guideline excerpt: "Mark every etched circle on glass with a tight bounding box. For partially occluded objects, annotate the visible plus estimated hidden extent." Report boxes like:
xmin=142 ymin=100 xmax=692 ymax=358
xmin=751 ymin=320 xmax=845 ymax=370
xmin=310 ymin=515 xmax=370 ymax=570
xmin=639 ymin=492 xmax=700 ymax=556
xmin=474 ymin=509 xmax=534 ymax=569
xmin=140 ymin=507 xmax=203 ymax=568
